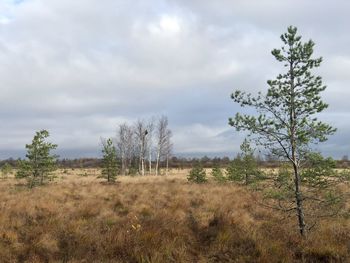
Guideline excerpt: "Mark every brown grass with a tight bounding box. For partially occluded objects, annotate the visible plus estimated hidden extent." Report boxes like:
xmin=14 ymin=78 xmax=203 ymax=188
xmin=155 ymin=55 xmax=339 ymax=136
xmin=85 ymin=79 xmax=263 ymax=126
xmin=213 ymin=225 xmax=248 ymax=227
xmin=0 ymin=169 xmax=349 ymax=262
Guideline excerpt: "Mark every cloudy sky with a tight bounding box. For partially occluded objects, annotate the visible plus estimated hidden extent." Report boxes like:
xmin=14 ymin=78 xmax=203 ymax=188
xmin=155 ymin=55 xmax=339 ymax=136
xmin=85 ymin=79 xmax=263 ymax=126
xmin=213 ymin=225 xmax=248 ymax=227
xmin=0 ymin=0 xmax=349 ymax=159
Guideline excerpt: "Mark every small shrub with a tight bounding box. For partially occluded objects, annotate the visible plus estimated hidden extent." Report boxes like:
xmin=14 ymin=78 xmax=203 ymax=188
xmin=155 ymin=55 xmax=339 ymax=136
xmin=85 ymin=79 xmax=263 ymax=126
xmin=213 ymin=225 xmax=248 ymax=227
xmin=1 ymin=163 xmax=13 ymax=178
xmin=226 ymin=139 xmax=262 ymax=185
xmin=211 ymin=165 xmax=226 ymax=183
xmin=187 ymin=164 xmax=207 ymax=183
xmin=301 ymin=152 xmax=337 ymax=188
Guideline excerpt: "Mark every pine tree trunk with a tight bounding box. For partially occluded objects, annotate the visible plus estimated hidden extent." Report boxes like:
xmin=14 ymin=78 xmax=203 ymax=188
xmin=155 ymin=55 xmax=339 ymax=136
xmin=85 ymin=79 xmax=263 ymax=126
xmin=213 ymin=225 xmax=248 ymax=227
xmin=292 ymin=163 xmax=306 ymax=236
xmin=289 ymin=60 xmax=306 ymax=237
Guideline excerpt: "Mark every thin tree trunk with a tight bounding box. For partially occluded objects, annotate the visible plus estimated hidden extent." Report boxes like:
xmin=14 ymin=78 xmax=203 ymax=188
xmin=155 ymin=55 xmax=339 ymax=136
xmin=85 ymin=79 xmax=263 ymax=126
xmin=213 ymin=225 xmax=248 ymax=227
xmin=149 ymin=152 xmax=152 ymax=175
xmin=121 ymin=153 xmax=125 ymax=175
xmin=293 ymin=163 xmax=306 ymax=236
xmin=141 ymin=137 xmax=145 ymax=176
xmin=156 ymin=148 xmax=160 ymax=176
xmin=289 ymin=60 xmax=306 ymax=237
xmin=141 ymin=157 xmax=145 ymax=176
xmin=166 ymin=155 xmax=169 ymax=176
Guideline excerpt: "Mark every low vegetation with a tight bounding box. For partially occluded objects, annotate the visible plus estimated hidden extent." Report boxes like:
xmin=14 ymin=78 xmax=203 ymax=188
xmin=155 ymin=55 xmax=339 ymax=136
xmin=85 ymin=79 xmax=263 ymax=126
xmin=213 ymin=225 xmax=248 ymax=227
xmin=0 ymin=170 xmax=348 ymax=262
xmin=187 ymin=164 xmax=207 ymax=183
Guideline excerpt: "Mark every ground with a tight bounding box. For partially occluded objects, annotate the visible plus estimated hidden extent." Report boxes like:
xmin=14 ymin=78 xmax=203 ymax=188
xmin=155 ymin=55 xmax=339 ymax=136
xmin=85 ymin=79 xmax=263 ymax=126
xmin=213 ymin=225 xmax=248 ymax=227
xmin=0 ymin=169 xmax=349 ymax=262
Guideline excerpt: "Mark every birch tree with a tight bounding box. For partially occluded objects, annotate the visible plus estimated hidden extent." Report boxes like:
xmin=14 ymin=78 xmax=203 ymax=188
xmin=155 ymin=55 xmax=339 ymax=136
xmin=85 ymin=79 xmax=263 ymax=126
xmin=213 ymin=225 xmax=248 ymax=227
xmin=146 ymin=118 xmax=155 ymax=175
xmin=164 ymin=131 xmax=173 ymax=176
xmin=117 ymin=123 xmax=134 ymax=175
xmin=229 ymin=26 xmax=336 ymax=236
xmin=134 ymin=120 xmax=148 ymax=176
xmin=155 ymin=116 xmax=172 ymax=176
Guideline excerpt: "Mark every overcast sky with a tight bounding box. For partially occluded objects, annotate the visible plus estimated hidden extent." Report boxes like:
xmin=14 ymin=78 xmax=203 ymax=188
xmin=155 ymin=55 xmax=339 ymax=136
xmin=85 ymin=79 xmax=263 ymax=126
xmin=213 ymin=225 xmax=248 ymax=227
xmin=0 ymin=0 xmax=349 ymax=159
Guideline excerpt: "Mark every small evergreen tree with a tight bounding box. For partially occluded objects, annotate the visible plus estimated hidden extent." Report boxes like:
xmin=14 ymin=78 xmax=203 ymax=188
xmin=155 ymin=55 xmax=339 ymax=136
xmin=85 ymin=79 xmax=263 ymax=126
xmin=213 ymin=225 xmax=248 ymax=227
xmin=301 ymin=152 xmax=336 ymax=188
xmin=1 ymin=163 xmax=13 ymax=178
xmin=187 ymin=163 xmax=207 ymax=183
xmin=100 ymin=138 xmax=119 ymax=182
xmin=226 ymin=156 xmax=243 ymax=182
xmin=16 ymin=130 xmax=58 ymax=188
xmin=211 ymin=164 xmax=226 ymax=183
xmin=226 ymin=139 xmax=261 ymax=184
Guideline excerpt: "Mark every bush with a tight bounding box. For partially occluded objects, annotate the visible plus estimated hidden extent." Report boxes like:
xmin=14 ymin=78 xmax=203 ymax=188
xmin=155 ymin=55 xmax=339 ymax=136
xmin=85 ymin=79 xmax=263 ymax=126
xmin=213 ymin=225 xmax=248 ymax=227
xmin=211 ymin=165 xmax=226 ymax=183
xmin=301 ymin=152 xmax=336 ymax=188
xmin=1 ymin=163 xmax=13 ymax=178
xmin=226 ymin=139 xmax=263 ymax=185
xmin=187 ymin=164 xmax=207 ymax=183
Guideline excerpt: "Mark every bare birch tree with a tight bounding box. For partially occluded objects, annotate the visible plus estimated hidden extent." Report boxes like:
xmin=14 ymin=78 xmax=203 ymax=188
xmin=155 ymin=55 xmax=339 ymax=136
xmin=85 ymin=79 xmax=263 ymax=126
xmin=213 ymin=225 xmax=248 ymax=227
xmin=116 ymin=123 xmax=135 ymax=175
xmin=146 ymin=118 xmax=155 ymax=175
xmin=164 ymin=133 xmax=173 ymax=176
xmin=155 ymin=116 xmax=172 ymax=176
xmin=134 ymin=120 xmax=148 ymax=176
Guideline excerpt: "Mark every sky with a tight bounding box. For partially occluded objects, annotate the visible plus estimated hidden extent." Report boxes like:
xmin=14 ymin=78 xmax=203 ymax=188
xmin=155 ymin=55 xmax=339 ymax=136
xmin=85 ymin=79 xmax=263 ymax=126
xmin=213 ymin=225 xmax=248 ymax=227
xmin=0 ymin=0 xmax=349 ymax=159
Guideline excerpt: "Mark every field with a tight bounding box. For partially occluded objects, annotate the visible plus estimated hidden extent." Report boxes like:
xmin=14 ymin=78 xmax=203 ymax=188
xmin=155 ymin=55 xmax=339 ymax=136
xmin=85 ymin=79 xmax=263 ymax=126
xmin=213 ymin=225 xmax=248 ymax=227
xmin=0 ymin=169 xmax=349 ymax=262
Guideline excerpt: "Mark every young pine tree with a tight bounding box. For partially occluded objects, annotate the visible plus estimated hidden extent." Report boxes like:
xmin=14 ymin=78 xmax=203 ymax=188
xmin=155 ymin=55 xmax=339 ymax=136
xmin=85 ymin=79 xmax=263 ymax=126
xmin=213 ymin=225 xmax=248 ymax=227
xmin=16 ymin=130 xmax=58 ymax=188
xmin=211 ymin=164 xmax=226 ymax=183
xmin=226 ymin=139 xmax=261 ymax=185
xmin=229 ymin=26 xmax=336 ymax=236
xmin=1 ymin=163 xmax=13 ymax=178
xmin=100 ymin=138 xmax=119 ymax=182
xmin=187 ymin=163 xmax=207 ymax=183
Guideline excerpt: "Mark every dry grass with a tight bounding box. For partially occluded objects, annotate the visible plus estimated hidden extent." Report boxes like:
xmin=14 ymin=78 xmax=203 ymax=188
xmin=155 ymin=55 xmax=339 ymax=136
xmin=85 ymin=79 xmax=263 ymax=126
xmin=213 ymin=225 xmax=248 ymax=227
xmin=0 ymin=169 xmax=349 ymax=262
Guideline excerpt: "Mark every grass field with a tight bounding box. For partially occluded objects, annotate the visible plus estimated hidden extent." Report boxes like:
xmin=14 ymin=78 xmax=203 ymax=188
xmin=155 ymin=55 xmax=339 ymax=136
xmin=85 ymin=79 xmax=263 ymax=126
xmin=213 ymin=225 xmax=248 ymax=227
xmin=0 ymin=169 xmax=349 ymax=262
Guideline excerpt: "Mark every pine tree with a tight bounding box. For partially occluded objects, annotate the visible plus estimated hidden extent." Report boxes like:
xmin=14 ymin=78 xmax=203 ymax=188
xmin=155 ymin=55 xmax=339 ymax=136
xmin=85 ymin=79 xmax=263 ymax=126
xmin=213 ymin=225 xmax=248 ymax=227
xmin=226 ymin=139 xmax=261 ymax=185
xmin=187 ymin=163 xmax=207 ymax=183
xmin=100 ymin=138 xmax=119 ymax=182
xmin=211 ymin=164 xmax=226 ymax=183
xmin=1 ymin=163 xmax=13 ymax=178
xmin=16 ymin=130 xmax=58 ymax=188
xmin=229 ymin=26 xmax=336 ymax=236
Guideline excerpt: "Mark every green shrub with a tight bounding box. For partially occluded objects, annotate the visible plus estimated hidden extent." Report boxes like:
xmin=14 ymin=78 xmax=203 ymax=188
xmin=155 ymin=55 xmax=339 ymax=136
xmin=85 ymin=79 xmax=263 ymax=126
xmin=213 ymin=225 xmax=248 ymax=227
xmin=301 ymin=152 xmax=336 ymax=188
xmin=187 ymin=164 xmax=207 ymax=183
xmin=226 ymin=139 xmax=263 ymax=185
xmin=211 ymin=165 xmax=226 ymax=183
xmin=1 ymin=163 xmax=13 ymax=178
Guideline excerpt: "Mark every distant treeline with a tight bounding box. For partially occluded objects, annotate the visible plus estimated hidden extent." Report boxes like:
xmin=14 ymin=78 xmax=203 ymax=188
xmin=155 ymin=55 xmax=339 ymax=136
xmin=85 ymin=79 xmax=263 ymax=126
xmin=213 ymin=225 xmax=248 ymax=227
xmin=1 ymin=156 xmax=349 ymax=169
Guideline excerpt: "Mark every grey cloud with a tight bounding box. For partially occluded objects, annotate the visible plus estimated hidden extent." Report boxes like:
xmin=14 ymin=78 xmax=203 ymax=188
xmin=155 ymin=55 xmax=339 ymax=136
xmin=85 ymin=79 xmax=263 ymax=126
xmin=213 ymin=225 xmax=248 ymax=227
xmin=0 ymin=0 xmax=349 ymax=158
